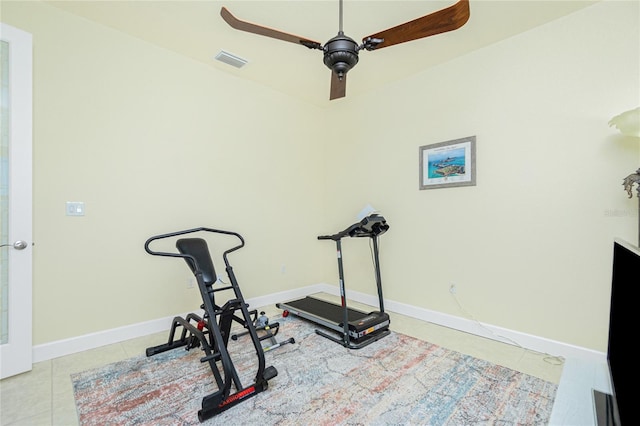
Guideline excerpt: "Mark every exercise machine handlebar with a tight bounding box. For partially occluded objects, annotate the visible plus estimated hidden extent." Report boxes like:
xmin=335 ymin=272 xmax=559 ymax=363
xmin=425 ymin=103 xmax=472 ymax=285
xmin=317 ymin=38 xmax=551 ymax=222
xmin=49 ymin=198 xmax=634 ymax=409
xmin=144 ymin=227 xmax=244 ymax=270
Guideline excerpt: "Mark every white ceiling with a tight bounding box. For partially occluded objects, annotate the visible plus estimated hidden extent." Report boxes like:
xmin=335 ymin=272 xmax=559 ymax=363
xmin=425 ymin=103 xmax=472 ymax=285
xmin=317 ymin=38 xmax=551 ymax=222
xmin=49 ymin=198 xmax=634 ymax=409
xmin=44 ymin=0 xmax=599 ymax=106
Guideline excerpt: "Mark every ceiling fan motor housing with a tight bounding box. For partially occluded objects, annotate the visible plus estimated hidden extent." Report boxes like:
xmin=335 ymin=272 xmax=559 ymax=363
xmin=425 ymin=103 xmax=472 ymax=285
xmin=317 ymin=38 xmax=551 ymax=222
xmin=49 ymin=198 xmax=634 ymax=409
xmin=323 ymin=33 xmax=359 ymax=80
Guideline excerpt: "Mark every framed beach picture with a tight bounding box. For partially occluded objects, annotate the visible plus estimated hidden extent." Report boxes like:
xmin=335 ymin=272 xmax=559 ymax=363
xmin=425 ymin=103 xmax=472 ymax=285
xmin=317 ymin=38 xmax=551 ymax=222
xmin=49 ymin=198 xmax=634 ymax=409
xmin=419 ymin=136 xmax=476 ymax=190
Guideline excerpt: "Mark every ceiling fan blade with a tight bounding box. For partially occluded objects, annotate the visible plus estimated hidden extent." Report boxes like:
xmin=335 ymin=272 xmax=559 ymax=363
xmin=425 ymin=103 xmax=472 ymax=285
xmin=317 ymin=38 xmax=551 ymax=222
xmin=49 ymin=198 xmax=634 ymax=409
xmin=362 ymin=0 xmax=470 ymax=50
xmin=330 ymin=72 xmax=346 ymax=100
xmin=220 ymin=7 xmax=323 ymax=50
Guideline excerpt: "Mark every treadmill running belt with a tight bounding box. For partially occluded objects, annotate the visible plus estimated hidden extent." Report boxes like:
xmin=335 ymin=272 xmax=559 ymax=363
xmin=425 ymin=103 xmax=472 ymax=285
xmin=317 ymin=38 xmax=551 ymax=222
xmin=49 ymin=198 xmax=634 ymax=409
xmin=284 ymin=297 xmax=368 ymax=325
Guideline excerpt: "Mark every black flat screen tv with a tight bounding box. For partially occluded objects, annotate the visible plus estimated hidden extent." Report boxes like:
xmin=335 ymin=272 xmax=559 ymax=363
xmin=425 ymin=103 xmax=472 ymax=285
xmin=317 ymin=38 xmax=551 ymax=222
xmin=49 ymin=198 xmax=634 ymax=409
xmin=593 ymin=238 xmax=636 ymax=426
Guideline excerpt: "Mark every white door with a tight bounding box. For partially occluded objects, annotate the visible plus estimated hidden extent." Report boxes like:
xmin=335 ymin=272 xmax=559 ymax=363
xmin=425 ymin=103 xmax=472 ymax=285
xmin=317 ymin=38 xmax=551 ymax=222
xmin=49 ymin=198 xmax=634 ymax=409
xmin=0 ymin=23 xmax=33 ymax=379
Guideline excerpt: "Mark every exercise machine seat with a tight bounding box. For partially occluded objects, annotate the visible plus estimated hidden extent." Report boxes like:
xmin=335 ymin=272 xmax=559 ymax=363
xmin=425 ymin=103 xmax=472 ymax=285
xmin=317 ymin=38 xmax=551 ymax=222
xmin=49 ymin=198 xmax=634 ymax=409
xmin=176 ymin=238 xmax=217 ymax=286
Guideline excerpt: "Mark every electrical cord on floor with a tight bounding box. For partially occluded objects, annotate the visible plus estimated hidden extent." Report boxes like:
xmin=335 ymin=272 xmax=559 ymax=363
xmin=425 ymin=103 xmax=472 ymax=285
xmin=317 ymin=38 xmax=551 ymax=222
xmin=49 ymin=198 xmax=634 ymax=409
xmin=450 ymin=290 xmax=564 ymax=366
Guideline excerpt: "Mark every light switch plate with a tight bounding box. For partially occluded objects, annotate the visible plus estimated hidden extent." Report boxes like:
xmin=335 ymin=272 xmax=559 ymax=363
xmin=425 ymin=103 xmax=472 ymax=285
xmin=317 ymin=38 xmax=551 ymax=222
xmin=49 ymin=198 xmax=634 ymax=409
xmin=66 ymin=201 xmax=85 ymax=216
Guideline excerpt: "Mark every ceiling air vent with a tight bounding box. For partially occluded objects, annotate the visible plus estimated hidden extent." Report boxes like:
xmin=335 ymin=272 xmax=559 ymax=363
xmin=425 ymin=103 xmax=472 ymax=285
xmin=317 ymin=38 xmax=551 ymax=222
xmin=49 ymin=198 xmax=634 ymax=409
xmin=214 ymin=50 xmax=248 ymax=69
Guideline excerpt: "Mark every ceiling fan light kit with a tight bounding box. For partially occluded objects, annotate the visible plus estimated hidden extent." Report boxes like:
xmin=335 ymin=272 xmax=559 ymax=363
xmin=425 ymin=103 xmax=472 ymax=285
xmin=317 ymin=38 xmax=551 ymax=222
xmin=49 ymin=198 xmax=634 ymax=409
xmin=220 ymin=0 xmax=470 ymax=100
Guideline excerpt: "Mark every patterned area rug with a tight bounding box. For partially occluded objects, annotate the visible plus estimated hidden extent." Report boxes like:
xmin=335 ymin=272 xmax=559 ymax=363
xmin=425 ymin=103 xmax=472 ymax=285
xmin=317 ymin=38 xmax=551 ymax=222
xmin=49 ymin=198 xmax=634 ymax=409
xmin=72 ymin=315 xmax=557 ymax=425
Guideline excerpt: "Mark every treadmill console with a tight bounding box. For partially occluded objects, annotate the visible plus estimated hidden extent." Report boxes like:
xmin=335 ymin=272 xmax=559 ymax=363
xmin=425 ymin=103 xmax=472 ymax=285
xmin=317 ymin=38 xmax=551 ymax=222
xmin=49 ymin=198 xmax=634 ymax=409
xmin=319 ymin=214 xmax=389 ymax=241
xmin=350 ymin=214 xmax=388 ymax=238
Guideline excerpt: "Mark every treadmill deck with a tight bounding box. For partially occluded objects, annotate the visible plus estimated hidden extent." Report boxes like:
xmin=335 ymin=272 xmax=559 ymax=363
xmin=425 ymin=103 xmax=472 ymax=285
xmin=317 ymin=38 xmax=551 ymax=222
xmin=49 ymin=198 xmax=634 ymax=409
xmin=277 ymin=296 xmax=390 ymax=340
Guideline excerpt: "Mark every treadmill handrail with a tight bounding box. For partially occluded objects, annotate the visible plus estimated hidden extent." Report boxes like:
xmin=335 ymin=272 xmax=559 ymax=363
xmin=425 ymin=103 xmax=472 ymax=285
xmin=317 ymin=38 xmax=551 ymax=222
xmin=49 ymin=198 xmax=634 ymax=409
xmin=317 ymin=214 xmax=389 ymax=241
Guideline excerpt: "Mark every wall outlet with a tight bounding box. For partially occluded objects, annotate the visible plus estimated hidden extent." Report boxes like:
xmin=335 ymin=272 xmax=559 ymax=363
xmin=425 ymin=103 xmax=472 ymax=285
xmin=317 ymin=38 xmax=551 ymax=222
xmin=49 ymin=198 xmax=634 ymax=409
xmin=449 ymin=284 xmax=457 ymax=294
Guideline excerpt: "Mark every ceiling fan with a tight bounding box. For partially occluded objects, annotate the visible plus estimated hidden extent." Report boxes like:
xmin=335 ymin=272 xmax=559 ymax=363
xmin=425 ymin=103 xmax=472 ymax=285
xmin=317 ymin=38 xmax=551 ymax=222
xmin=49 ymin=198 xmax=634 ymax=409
xmin=220 ymin=0 xmax=470 ymax=100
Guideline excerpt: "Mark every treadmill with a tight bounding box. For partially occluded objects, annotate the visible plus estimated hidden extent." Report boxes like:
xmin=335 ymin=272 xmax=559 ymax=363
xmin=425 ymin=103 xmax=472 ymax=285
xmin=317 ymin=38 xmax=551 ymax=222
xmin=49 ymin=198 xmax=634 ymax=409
xmin=277 ymin=214 xmax=391 ymax=349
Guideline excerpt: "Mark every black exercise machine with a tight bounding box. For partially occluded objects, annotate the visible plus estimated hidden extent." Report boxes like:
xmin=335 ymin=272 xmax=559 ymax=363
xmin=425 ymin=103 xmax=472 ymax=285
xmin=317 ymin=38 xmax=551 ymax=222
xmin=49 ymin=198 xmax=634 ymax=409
xmin=277 ymin=214 xmax=391 ymax=349
xmin=144 ymin=227 xmax=293 ymax=422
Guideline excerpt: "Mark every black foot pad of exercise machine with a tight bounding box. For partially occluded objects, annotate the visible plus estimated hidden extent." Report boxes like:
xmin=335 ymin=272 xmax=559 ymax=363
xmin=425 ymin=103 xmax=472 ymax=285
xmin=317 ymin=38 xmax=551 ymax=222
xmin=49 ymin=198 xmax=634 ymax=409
xmin=144 ymin=227 xmax=293 ymax=422
xmin=278 ymin=214 xmax=391 ymax=349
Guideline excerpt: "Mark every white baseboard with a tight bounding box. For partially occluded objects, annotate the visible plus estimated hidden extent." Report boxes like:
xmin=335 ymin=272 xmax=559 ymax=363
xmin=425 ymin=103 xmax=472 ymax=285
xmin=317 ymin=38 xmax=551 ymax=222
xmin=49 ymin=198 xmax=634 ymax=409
xmin=31 ymin=283 xmax=328 ymax=363
xmin=339 ymin=287 xmax=605 ymax=363
xmin=32 ymin=283 xmax=604 ymax=364
xmin=33 ymin=315 xmax=174 ymax=363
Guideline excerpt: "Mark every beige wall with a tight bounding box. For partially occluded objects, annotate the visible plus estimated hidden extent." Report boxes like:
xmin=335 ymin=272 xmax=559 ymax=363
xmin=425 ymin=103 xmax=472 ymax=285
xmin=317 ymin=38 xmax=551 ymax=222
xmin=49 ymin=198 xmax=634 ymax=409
xmin=2 ymin=0 xmax=638 ymax=352
xmin=322 ymin=0 xmax=639 ymax=351
xmin=2 ymin=1 xmax=330 ymax=344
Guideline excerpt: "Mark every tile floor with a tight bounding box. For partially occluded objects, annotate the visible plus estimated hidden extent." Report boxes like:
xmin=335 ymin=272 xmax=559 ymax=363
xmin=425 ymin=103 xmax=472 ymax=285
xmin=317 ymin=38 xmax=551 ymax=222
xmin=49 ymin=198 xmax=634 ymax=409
xmin=0 ymin=294 xmax=564 ymax=426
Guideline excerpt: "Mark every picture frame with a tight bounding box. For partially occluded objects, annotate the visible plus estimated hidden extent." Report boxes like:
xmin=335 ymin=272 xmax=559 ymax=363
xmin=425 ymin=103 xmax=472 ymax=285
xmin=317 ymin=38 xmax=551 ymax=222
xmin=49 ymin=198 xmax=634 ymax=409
xmin=419 ymin=136 xmax=476 ymax=190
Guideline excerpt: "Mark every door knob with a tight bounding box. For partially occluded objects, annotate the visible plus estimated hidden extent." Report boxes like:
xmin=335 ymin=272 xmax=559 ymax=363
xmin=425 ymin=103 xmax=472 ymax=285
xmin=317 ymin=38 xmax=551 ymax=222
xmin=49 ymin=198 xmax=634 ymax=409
xmin=0 ymin=240 xmax=28 ymax=250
